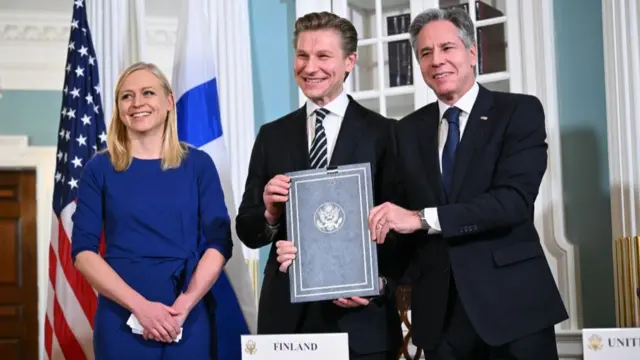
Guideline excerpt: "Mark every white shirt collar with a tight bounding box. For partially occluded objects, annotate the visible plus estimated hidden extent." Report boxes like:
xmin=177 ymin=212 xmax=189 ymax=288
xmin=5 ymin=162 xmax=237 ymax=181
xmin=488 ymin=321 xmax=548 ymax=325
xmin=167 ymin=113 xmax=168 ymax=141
xmin=305 ymin=89 xmax=349 ymax=119
xmin=437 ymin=82 xmax=480 ymax=121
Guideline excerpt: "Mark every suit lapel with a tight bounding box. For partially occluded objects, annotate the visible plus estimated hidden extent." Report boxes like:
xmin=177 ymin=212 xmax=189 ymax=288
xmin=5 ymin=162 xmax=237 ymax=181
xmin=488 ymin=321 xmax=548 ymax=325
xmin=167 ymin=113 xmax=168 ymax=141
xmin=328 ymin=98 xmax=366 ymax=166
xmin=287 ymin=106 xmax=310 ymax=170
xmin=417 ymin=104 xmax=446 ymax=204
xmin=449 ymin=86 xmax=495 ymax=201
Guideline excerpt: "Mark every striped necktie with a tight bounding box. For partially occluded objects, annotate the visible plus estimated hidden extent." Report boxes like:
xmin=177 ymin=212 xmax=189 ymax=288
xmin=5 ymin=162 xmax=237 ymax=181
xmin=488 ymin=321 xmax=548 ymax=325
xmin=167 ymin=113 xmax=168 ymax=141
xmin=309 ymin=108 xmax=329 ymax=168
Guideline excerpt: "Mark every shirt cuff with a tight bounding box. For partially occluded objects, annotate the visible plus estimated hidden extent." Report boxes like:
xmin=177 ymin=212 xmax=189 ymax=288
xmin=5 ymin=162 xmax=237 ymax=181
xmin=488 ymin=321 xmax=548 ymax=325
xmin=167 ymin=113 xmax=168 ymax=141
xmin=424 ymin=207 xmax=442 ymax=234
xmin=379 ymin=276 xmax=388 ymax=296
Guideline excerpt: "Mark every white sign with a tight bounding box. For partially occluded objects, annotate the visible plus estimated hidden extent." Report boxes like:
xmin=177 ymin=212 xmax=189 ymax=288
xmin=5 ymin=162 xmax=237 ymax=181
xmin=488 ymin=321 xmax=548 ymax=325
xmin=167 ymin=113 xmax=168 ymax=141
xmin=583 ymin=328 xmax=640 ymax=359
xmin=241 ymin=333 xmax=349 ymax=360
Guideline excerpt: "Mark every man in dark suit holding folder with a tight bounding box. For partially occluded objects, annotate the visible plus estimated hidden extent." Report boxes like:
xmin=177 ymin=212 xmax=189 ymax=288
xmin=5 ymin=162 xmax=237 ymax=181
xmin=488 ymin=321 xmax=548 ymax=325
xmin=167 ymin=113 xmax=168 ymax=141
xmin=367 ymin=7 xmax=568 ymax=360
xmin=236 ymin=11 xmax=401 ymax=360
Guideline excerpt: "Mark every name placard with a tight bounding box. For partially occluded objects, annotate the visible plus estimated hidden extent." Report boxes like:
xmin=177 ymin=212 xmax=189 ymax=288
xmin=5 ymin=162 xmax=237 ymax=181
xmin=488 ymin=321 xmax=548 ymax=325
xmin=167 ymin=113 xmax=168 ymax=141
xmin=241 ymin=333 xmax=349 ymax=360
xmin=583 ymin=328 xmax=640 ymax=360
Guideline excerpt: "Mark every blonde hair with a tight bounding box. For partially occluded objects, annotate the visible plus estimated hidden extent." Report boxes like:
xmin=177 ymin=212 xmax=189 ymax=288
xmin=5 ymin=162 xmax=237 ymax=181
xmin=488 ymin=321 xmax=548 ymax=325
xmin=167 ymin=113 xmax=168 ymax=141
xmin=106 ymin=61 xmax=187 ymax=171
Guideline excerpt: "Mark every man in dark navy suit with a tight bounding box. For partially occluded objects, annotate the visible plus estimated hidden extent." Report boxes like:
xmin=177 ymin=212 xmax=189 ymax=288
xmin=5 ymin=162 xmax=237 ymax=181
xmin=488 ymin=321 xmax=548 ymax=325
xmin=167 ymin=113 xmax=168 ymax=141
xmin=236 ymin=12 xmax=401 ymax=360
xmin=368 ymin=7 xmax=568 ymax=360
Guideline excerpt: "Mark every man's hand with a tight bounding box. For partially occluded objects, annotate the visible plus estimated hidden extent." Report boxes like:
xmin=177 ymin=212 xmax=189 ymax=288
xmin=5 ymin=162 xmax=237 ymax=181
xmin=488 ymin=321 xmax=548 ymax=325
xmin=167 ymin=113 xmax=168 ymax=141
xmin=332 ymin=278 xmax=385 ymax=308
xmin=368 ymin=202 xmax=421 ymax=244
xmin=263 ymin=175 xmax=290 ymax=225
xmin=333 ymin=296 xmax=371 ymax=308
xmin=276 ymin=240 xmax=297 ymax=272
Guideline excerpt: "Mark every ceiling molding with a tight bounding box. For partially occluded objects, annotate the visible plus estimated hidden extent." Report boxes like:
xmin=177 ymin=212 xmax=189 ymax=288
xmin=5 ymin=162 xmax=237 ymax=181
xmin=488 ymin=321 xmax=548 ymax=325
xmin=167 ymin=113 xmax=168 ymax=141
xmin=145 ymin=16 xmax=177 ymax=46
xmin=0 ymin=10 xmax=177 ymax=45
xmin=0 ymin=10 xmax=177 ymax=90
xmin=0 ymin=11 xmax=70 ymax=43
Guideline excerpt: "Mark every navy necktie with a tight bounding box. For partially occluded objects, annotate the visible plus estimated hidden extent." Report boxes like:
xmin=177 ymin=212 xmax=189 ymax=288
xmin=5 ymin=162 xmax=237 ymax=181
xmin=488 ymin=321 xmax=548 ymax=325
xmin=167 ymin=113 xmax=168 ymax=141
xmin=442 ymin=106 xmax=461 ymax=197
xmin=309 ymin=108 xmax=329 ymax=168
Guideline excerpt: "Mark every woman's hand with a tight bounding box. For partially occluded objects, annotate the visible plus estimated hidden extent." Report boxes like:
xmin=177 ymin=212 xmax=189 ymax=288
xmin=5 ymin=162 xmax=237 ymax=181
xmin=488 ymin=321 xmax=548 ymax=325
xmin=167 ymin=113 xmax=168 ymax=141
xmin=171 ymin=294 xmax=193 ymax=329
xmin=133 ymin=300 xmax=180 ymax=342
xmin=145 ymin=294 xmax=193 ymax=342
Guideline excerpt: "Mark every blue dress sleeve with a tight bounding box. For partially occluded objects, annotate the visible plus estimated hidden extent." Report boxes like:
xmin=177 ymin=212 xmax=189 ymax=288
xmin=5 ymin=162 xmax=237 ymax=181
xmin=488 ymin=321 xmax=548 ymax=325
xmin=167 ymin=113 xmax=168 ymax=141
xmin=71 ymin=155 xmax=105 ymax=263
xmin=196 ymin=151 xmax=233 ymax=262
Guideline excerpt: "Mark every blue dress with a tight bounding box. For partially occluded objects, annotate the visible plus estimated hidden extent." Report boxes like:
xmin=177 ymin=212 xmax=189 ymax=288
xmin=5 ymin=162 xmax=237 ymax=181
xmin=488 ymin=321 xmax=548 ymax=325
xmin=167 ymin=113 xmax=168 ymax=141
xmin=71 ymin=148 xmax=233 ymax=360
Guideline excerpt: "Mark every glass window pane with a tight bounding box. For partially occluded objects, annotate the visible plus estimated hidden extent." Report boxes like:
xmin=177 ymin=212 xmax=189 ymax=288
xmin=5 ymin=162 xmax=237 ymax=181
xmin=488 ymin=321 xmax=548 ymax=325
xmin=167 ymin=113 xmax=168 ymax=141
xmin=439 ymin=0 xmax=507 ymax=20
xmin=357 ymin=97 xmax=380 ymax=114
xmin=382 ymin=1 xmax=411 ymax=37
xmin=475 ymin=0 xmax=506 ymax=21
xmin=387 ymin=94 xmax=415 ymax=120
xmin=346 ymin=0 xmax=411 ymax=39
xmin=476 ymin=23 xmax=507 ymax=74
xmin=346 ymin=1 xmax=373 ymax=40
xmin=482 ymin=80 xmax=509 ymax=92
xmin=383 ymin=42 xmax=414 ymax=88
xmin=439 ymin=0 xmax=471 ymax=12
xmin=357 ymin=93 xmax=414 ymax=120
xmin=348 ymin=43 xmax=378 ymax=92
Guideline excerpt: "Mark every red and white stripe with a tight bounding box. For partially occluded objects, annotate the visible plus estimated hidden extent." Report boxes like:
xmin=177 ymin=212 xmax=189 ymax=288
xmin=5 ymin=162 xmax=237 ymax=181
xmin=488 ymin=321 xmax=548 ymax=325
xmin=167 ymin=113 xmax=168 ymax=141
xmin=44 ymin=203 xmax=99 ymax=360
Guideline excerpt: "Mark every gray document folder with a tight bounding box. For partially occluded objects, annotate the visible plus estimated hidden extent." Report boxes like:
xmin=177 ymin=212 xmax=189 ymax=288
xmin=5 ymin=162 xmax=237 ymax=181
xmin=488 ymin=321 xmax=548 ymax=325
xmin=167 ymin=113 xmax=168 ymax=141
xmin=285 ymin=163 xmax=380 ymax=303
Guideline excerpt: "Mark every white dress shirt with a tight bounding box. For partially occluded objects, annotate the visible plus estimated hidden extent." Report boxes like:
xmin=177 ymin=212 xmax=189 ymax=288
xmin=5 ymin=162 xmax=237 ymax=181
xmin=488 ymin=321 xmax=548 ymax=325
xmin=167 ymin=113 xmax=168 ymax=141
xmin=305 ymin=89 xmax=349 ymax=162
xmin=424 ymin=82 xmax=480 ymax=233
xmin=264 ymin=90 xmax=349 ymax=235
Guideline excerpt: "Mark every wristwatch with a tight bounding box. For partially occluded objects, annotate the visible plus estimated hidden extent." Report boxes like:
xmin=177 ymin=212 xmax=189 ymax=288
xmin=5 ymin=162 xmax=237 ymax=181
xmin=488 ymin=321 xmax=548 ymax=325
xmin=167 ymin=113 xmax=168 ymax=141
xmin=417 ymin=209 xmax=430 ymax=230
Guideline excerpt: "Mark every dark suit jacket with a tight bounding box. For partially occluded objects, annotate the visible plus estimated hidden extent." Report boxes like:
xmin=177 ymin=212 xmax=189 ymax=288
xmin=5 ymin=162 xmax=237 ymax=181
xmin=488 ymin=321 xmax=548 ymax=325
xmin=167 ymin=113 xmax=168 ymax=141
xmin=236 ymin=96 xmax=402 ymax=355
xmin=392 ymin=85 xmax=568 ymax=349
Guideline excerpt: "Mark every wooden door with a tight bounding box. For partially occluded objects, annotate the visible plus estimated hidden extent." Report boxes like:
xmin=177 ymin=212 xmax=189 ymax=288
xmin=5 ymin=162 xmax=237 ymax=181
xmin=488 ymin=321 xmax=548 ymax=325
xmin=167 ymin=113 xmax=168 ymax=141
xmin=0 ymin=170 xmax=38 ymax=360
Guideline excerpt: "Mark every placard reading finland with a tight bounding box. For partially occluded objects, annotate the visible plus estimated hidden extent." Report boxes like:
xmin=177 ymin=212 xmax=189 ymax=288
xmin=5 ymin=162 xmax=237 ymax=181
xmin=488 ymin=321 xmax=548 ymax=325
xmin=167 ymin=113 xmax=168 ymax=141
xmin=241 ymin=333 xmax=349 ymax=360
xmin=285 ymin=163 xmax=379 ymax=303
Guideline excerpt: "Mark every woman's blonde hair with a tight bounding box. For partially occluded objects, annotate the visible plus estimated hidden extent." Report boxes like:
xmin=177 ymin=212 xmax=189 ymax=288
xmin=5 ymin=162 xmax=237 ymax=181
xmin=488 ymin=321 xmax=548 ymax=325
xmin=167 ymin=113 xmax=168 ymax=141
xmin=106 ymin=61 xmax=187 ymax=171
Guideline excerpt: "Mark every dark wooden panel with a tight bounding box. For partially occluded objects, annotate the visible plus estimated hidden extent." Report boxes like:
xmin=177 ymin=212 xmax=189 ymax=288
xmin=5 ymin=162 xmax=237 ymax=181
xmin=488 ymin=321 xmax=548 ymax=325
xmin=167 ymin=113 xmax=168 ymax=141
xmin=0 ymin=305 xmax=19 ymax=318
xmin=0 ymin=203 xmax=19 ymax=218
xmin=0 ymin=170 xmax=38 ymax=360
xmin=0 ymin=187 xmax=17 ymax=200
xmin=0 ymin=339 xmax=21 ymax=360
xmin=0 ymin=172 xmax=19 ymax=186
xmin=0 ymin=221 xmax=18 ymax=285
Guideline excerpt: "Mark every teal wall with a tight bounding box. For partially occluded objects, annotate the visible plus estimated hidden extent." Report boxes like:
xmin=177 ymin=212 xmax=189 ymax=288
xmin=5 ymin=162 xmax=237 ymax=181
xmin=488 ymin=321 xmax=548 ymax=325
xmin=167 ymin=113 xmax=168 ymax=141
xmin=0 ymin=90 xmax=61 ymax=146
xmin=248 ymin=0 xmax=298 ymax=285
xmin=554 ymin=0 xmax=614 ymax=327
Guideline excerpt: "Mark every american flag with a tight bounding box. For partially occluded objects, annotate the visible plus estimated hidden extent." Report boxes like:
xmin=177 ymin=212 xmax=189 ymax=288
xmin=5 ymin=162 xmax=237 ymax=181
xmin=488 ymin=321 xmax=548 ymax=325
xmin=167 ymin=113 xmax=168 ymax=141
xmin=44 ymin=0 xmax=107 ymax=359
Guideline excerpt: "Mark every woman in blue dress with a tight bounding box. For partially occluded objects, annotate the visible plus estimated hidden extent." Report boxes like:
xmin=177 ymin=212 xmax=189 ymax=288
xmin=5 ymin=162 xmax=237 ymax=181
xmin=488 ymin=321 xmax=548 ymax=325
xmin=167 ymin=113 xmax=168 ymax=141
xmin=71 ymin=61 xmax=232 ymax=359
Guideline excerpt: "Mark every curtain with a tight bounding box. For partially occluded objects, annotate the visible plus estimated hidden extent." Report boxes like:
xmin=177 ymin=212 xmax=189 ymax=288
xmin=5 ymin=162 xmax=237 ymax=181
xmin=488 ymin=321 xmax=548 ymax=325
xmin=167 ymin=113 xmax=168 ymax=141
xmin=87 ymin=0 xmax=145 ymax=127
